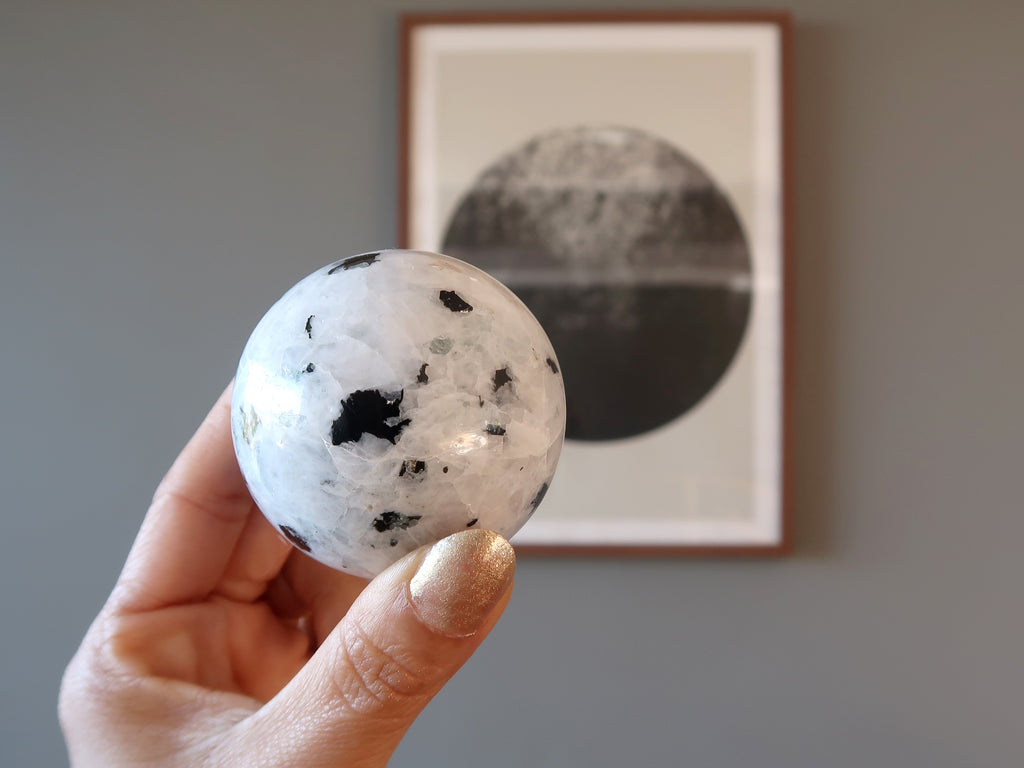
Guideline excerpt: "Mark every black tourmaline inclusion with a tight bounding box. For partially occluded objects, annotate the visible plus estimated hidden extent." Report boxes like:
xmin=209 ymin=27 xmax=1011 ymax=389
xmin=529 ymin=482 xmax=550 ymax=513
xmin=332 ymin=389 xmax=410 ymax=445
xmin=279 ymin=525 xmax=312 ymax=552
xmin=328 ymin=251 xmax=380 ymax=274
xmin=372 ymin=511 xmax=423 ymax=532
xmin=398 ymin=459 xmax=426 ymax=477
xmin=492 ymin=367 xmax=513 ymax=391
xmin=439 ymin=290 xmax=473 ymax=312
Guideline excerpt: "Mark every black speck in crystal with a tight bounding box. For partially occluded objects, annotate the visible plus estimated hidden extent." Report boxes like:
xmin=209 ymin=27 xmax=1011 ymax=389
xmin=328 ymin=251 xmax=380 ymax=274
xmin=485 ymin=424 xmax=506 ymax=436
xmin=467 ymin=518 xmax=478 ymax=527
xmin=442 ymin=466 xmax=449 ymax=473
xmin=417 ymin=363 xmax=429 ymax=384
xmin=439 ymin=290 xmax=473 ymax=312
xmin=529 ymin=482 xmax=550 ymax=514
xmin=546 ymin=357 xmax=559 ymax=374
xmin=398 ymin=459 xmax=426 ymax=477
xmin=492 ymin=367 xmax=513 ymax=391
xmin=372 ymin=510 xmax=423 ymax=532
xmin=305 ymin=315 xmax=314 ymax=339
xmin=305 ymin=363 xmax=315 ymax=373
xmin=332 ymin=389 xmax=409 ymax=445
xmin=390 ymin=538 xmax=398 ymax=547
xmin=279 ymin=525 xmax=312 ymax=552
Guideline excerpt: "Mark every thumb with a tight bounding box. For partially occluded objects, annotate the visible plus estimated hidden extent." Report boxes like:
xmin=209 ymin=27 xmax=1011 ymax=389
xmin=240 ymin=528 xmax=516 ymax=768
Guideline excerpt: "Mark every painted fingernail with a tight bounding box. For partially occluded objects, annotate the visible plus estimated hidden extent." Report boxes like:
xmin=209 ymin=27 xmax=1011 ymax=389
xmin=408 ymin=529 xmax=516 ymax=637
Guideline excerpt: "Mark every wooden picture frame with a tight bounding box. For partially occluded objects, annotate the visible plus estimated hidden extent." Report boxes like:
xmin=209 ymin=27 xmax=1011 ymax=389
xmin=400 ymin=11 xmax=792 ymax=555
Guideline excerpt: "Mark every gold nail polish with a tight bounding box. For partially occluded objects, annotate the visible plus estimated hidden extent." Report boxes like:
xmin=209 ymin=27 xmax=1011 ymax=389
xmin=409 ymin=529 xmax=516 ymax=637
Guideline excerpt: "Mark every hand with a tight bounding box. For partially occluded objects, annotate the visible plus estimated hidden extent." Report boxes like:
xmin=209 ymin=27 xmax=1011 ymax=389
xmin=59 ymin=384 xmax=516 ymax=767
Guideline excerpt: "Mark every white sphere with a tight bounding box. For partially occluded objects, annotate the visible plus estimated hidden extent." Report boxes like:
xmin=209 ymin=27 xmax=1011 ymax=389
xmin=231 ymin=250 xmax=565 ymax=577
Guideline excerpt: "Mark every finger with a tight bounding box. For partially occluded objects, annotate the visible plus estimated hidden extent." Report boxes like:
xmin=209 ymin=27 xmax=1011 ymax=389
xmin=111 ymin=383 xmax=256 ymax=613
xmin=235 ymin=529 xmax=516 ymax=768
xmin=261 ymin=553 xmax=367 ymax=639
xmin=216 ymin=511 xmax=293 ymax=603
xmin=280 ymin=554 xmax=369 ymax=645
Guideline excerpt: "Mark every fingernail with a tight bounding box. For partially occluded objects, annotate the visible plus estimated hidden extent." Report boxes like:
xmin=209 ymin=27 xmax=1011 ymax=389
xmin=408 ymin=529 xmax=516 ymax=638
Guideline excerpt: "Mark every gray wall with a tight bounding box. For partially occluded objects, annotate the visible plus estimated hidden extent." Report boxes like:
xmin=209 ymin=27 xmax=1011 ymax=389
xmin=3 ymin=1 xmax=1022 ymax=766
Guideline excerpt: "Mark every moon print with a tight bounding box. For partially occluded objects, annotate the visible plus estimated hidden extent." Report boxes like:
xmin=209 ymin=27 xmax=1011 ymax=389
xmin=441 ymin=125 xmax=752 ymax=441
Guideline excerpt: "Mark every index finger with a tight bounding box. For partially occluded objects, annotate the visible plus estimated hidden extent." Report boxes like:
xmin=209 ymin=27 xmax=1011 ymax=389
xmin=110 ymin=383 xmax=259 ymax=614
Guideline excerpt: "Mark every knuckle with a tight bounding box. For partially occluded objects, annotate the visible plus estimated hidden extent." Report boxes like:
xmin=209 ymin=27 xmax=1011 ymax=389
xmin=328 ymin=620 xmax=440 ymax=715
xmin=149 ymin=485 xmax=255 ymax=528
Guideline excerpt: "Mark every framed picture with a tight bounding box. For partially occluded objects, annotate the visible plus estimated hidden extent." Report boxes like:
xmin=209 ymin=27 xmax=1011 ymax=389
xmin=400 ymin=12 xmax=792 ymax=554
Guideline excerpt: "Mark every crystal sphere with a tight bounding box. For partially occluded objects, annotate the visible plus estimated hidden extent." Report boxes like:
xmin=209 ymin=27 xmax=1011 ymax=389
xmin=230 ymin=249 xmax=565 ymax=578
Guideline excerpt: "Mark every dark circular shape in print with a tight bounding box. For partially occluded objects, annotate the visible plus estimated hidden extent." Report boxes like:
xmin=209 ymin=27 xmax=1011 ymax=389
xmin=442 ymin=125 xmax=752 ymax=441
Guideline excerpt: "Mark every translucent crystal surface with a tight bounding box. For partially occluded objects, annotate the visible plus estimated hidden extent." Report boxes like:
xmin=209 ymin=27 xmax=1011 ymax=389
xmin=231 ymin=250 xmax=566 ymax=577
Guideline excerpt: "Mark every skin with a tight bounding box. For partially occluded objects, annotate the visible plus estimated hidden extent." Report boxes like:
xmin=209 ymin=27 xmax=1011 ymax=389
xmin=59 ymin=384 xmax=514 ymax=768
